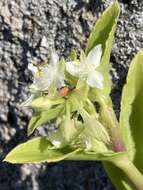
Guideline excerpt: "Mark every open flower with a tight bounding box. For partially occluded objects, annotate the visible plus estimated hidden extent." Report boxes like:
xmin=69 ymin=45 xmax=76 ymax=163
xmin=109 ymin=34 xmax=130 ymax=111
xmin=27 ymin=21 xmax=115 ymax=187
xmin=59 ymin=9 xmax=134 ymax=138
xmin=28 ymin=49 xmax=65 ymax=92
xmin=22 ymin=50 xmax=65 ymax=107
xmin=66 ymin=44 xmax=103 ymax=89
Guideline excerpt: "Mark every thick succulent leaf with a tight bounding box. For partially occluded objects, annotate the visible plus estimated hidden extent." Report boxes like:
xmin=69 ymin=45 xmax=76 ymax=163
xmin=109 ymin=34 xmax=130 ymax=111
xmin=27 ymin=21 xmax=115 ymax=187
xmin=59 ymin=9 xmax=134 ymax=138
xmin=86 ymin=2 xmax=120 ymax=100
xmin=120 ymin=51 xmax=143 ymax=162
xmin=28 ymin=105 xmax=64 ymax=135
xmin=66 ymin=150 xmax=125 ymax=161
xmin=4 ymin=137 xmax=81 ymax=163
xmin=104 ymin=51 xmax=143 ymax=190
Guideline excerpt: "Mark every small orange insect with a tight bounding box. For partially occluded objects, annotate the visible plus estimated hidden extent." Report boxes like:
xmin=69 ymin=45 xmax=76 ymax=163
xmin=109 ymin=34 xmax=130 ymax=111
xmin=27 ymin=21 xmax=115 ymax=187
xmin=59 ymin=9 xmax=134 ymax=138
xmin=58 ymin=86 xmax=73 ymax=97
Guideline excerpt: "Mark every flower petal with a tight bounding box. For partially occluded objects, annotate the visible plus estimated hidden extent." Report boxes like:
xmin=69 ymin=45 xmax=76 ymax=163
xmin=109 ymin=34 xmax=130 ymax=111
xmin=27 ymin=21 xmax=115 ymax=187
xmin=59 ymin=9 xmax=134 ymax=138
xmin=86 ymin=44 xmax=102 ymax=68
xmin=28 ymin=63 xmax=38 ymax=75
xmin=87 ymin=70 xmax=104 ymax=89
xmin=34 ymin=65 xmax=54 ymax=90
xmin=50 ymin=49 xmax=59 ymax=67
xmin=66 ymin=61 xmax=82 ymax=77
xmin=56 ymin=73 xmax=65 ymax=89
xmin=21 ymin=95 xmax=35 ymax=107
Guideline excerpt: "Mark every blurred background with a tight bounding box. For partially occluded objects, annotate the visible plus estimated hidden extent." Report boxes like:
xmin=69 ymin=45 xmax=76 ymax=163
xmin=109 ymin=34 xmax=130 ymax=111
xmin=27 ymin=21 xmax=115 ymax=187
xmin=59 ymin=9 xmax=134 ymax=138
xmin=0 ymin=0 xmax=143 ymax=189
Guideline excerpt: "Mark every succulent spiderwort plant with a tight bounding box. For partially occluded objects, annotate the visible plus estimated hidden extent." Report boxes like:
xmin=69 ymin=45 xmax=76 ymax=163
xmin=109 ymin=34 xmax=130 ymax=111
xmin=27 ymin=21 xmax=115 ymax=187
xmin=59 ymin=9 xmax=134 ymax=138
xmin=4 ymin=2 xmax=143 ymax=190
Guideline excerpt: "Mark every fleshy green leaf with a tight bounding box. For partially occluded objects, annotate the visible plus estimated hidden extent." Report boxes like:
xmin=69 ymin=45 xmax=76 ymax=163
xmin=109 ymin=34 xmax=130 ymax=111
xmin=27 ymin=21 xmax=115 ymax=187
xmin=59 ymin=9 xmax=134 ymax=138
xmin=120 ymin=51 xmax=143 ymax=171
xmin=120 ymin=51 xmax=143 ymax=162
xmin=67 ymin=150 xmax=125 ymax=162
xmin=104 ymin=51 xmax=143 ymax=190
xmin=86 ymin=2 xmax=120 ymax=100
xmin=28 ymin=105 xmax=64 ymax=135
xmin=4 ymin=137 xmax=81 ymax=163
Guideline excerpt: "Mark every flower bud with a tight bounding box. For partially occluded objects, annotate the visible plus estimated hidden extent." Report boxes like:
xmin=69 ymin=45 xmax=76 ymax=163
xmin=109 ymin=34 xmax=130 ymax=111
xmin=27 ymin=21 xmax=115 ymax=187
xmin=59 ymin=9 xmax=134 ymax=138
xmin=31 ymin=96 xmax=65 ymax=110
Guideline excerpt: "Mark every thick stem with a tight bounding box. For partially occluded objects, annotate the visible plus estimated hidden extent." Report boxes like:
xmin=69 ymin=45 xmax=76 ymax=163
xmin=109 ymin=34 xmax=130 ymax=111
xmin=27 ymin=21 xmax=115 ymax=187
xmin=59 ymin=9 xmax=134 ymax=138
xmin=98 ymin=97 xmax=143 ymax=189
xmin=112 ymin=156 xmax=143 ymax=190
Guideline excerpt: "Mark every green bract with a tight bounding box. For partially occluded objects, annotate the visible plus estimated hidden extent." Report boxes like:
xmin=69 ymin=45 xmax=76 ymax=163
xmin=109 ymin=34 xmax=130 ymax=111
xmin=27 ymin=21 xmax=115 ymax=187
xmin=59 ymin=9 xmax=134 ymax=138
xmin=4 ymin=2 xmax=143 ymax=190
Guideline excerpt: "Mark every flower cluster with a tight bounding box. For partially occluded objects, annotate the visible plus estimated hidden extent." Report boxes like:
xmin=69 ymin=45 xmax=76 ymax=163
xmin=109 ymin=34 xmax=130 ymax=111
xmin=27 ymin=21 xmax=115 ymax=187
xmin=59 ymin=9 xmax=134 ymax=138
xmin=23 ymin=45 xmax=120 ymax=154
xmin=28 ymin=45 xmax=103 ymax=93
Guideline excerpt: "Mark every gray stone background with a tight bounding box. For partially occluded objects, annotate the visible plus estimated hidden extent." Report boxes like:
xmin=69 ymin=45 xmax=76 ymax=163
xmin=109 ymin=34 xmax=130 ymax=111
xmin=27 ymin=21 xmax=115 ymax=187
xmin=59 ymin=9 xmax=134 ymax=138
xmin=0 ymin=0 xmax=143 ymax=189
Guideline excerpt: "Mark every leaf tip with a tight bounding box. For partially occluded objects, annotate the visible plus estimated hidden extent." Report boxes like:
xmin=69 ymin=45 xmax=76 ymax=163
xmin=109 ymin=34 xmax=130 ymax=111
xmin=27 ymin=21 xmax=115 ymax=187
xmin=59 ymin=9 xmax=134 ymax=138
xmin=3 ymin=154 xmax=13 ymax=163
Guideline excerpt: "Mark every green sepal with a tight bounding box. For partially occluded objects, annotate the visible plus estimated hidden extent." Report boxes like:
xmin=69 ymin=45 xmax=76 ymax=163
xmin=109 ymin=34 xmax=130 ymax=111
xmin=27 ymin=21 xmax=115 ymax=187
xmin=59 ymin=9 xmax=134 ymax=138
xmin=28 ymin=105 xmax=64 ymax=135
xmin=65 ymin=71 xmax=78 ymax=87
xmin=31 ymin=96 xmax=65 ymax=110
xmin=28 ymin=112 xmax=40 ymax=135
xmin=70 ymin=49 xmax=77 ymax=61
xmin=48 ymin=118 xmax=84 ymax=149
xmin=84 ymin=117 xmax=110 ymax=147
xmin=4 ymin=137 xmax=81 ymax=164
xmin=69 ymin=80 xmax=89 ymax=107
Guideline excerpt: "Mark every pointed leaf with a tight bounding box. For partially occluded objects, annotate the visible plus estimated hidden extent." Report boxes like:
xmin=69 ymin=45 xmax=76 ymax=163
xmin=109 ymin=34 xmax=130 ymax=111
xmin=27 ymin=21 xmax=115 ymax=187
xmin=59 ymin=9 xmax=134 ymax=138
xmin=66 ymin=150 xmax=125 ymax=162
xmin=86 ymin=2 xmax=120 ymax=100
xmin=104 ymin=51 xmax=143 ymax=190
xmin=4 ymin=137 xmax=81 ymax=163
xmin=120 ymin=51 xmax=143 ymax=168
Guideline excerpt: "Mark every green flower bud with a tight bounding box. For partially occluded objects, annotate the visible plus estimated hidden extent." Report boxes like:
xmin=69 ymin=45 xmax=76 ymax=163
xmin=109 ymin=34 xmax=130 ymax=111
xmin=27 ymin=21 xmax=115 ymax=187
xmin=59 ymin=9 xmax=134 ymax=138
xmin=31 ymin=96 xmax=65 ymax=110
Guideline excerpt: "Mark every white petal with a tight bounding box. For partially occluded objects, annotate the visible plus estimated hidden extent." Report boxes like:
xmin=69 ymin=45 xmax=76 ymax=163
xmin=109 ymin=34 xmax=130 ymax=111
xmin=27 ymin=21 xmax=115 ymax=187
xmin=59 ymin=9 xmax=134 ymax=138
xmin=87 ymin=70 xmax=104 ymax=89
xmin=28 ymin=63 xmax=38 ymax=75
xmin=52 ymin=140 xmax=61 ymax=147
xmin=86 ymin=44 xmax=102 ymax=68
xmin=66 ymin=61 xmax=82 ymax=77
xmin=56 ymin=73 xmax=65 ymax=88
xmin=36 ymin=76 xmax=53 ymax=90
xmin=50 ymin=49 xmax=59 ymax=67
xmin=35 ymin=65 xmax=54 ymax=90
xmin=21 ymin=95 xmax=35 ymax=107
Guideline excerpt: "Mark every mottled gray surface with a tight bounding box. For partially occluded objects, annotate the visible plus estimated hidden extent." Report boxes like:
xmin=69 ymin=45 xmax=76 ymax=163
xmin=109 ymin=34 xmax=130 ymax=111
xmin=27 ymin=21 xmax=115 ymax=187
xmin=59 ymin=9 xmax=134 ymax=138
xmin=0 ymin=0 xmax=143 ymax=190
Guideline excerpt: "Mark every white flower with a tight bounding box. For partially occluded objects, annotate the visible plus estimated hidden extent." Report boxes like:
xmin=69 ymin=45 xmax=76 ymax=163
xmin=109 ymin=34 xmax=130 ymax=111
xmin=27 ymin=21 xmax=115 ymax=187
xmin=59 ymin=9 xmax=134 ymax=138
xmin=66 ymin=44 xmax=103 ymax=89
xmin=28 ymin=50 xmax=65 ymax=92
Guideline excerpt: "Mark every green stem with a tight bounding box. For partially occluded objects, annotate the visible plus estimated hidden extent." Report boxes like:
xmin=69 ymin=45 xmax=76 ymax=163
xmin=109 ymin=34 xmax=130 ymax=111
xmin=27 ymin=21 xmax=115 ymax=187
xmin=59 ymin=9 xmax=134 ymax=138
xmin=112 ymin=156 xmax=143 ymax=190
xmin=97 ymin=96 xmax=143 ymax=189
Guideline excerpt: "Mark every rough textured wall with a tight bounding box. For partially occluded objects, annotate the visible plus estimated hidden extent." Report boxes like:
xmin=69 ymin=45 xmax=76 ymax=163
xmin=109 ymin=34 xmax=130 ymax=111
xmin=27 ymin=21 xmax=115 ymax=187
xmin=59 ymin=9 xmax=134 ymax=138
xmin=0 ymin=0 xmax=143 ymax=190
